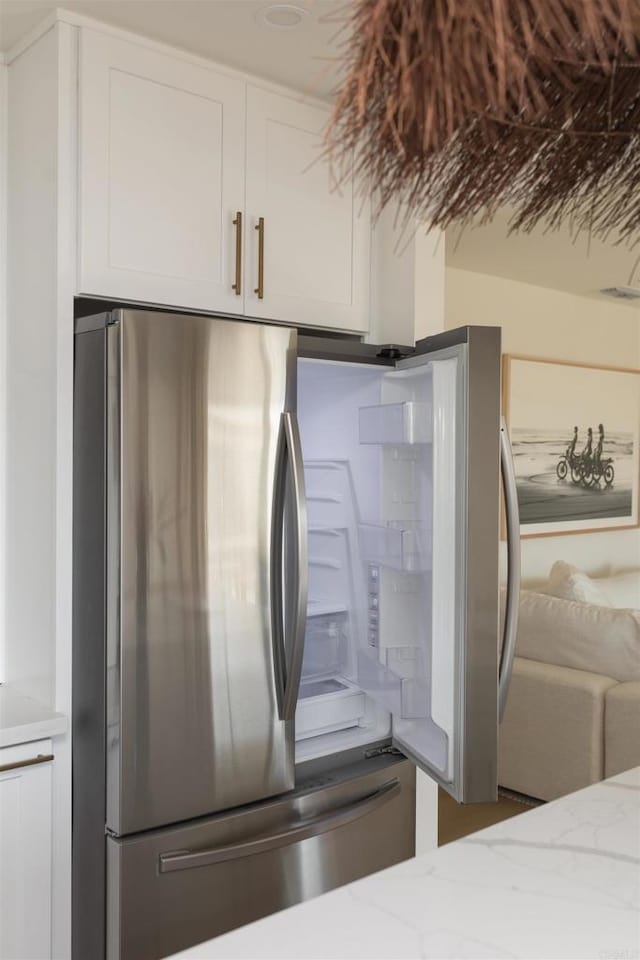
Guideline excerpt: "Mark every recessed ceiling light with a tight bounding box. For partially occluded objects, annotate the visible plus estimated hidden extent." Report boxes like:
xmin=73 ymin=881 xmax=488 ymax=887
xmin=255 ymin=4 xmax=309 ymax=29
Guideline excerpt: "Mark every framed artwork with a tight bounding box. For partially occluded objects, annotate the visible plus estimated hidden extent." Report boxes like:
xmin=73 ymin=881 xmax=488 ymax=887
xmin=503 ymin=355 xmax=640 ymax=537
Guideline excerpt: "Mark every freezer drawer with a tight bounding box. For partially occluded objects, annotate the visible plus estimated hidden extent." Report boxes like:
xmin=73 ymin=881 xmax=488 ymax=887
xmin=106 ymin=756 xmax=415 ymax=960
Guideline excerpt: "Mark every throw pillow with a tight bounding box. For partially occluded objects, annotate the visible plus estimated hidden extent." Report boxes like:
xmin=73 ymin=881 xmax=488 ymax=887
xmin=547 ymin=560 xmax=612 ymax=606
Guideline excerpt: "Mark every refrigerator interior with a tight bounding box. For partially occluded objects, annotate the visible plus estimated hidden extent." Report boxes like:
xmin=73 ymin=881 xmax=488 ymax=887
xmin=295 ymin=356 xmax=457 ymax=780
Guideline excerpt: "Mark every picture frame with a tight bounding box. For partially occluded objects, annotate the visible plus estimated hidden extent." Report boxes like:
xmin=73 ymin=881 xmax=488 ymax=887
xmin=502 ymin=355 xmax=640 ymax=538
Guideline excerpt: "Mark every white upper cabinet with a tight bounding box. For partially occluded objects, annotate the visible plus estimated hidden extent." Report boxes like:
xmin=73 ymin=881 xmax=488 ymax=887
xmin=78 ymin=30 xmax=246 ymax=314
xmin=244 ymin=86 xmax=370 ymax=332
xmin=78 ymin=29 xmax=370 ymax=332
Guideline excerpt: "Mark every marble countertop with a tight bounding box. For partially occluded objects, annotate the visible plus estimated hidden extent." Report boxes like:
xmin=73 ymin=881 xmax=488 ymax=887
xmin=174 ymin=766 xmax=640 ymax=960
xmin=0 ymin=683 xmax=67 ymax=748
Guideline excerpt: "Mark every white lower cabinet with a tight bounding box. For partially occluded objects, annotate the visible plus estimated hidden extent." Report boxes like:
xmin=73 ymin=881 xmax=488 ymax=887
xmin=0 ymin=740 xmax=53 ymax=960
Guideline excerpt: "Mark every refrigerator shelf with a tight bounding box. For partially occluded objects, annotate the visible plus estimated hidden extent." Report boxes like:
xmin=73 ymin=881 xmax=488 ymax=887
xmin=308 ymin=526 xmax=348 ymax=535
xmin=307 ymin=600 xmax=348 ymax=618
xmin=359 ymin=401 xmax=432 ymax=445
xmin=298 ymin=676 xmax=357 ymax=700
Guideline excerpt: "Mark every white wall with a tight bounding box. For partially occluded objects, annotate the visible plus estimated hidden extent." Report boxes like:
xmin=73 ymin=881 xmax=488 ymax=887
xmin=446 ymin=267 xmax=640 ymax=583
xmin=414 ymin=227 xmax=444 ymax=852
xmin=6 ymin=25 xmax=76 ymax=958
xmin=6 ymin=31 xmax=59 ymax=705
xmin=0 ymin=62 xmax=7 ymax=681
xmin=369 ymin=213 xmax=445 ymax=347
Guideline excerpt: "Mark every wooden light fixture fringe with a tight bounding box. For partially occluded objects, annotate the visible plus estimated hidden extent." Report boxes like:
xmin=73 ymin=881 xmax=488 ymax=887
xmin=326 ymin=0 xmax=640 ymax=243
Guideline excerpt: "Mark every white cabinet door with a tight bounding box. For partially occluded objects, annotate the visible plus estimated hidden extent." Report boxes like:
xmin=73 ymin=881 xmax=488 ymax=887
xmin=78 ymin=30 xmax=246 ymax=313
xmin=245 ymin=86 xmax=370 ymax=332
xmin=0 ymin=740 xmax=53 ymax=960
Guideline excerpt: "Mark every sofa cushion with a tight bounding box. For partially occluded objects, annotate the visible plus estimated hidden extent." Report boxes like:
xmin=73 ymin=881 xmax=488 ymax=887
xmin=547 ymin=560 xmax=612 ymax=606
xmin=596 ymin=570 xmax=640 ymax=610
xmin=517 ymin=591 xmax=640 ymax=682
xmin=604 ymin=682 xmax=640 ymax=778
xmin=499 ymin=657 xmax=616 ymax=800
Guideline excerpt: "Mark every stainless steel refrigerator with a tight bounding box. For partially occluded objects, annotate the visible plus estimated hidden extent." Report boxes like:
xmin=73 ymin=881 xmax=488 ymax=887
xmin=72 ymin=309 xmax=519 ymax=960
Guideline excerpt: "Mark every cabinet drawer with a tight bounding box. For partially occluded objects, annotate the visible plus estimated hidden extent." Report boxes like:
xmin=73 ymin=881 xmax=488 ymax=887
xmin=0 ymin=739 xmax=53 ymax=960
xmin=107 ymin=758 xmax=414 ymax=960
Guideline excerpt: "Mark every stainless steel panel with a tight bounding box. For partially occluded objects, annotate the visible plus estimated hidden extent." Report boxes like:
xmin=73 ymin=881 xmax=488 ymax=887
xmin=106 ymin=756 xmax=415 ymax=960
xmin=458 ymin=326 xmax=501 ymax=803
xmin=158 ymin=778 xmax=400 ymax=871
xmin=107 ymin=310 xmax=297 ymax=835
xmin=72 ymin=327 xmax=108 ymax=960
xmin=393 ymin=326 xmax=501 ymax=803
xmin=499 ymin=416 xmax=521 ymax=721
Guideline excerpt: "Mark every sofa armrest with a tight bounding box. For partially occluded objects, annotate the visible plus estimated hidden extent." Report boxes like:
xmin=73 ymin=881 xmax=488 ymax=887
xmin=605 ymin=682 xmax=640 ymax=778
xmin=498 ymin=657 xmax=618 ymax=801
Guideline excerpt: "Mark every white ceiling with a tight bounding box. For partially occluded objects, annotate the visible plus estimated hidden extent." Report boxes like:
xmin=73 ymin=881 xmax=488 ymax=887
xmin=446 ymin=208 xmax=640 ymax=307
xmin=0 ymin=0 xmax=346 ymax=98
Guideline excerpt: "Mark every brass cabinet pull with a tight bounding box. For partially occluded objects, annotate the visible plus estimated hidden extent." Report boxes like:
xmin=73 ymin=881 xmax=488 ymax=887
xmin=0 ymin=753 xmax=54 ymax=774
xmin=254 ymin=217 xmax=265 ymax=300
xmin=232 ymin=211 xmax=242 ymax=295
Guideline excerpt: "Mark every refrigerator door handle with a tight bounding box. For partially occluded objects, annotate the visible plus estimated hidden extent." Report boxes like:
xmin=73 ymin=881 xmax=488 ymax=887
xmin=270 ymin=416 xmax=288 ymax=719
xmin=158 ymin=778 xmax=401 ymax=874
xmin=281 ymin=411 xmax=308 ymax=721
xmin=270 ymin=411 xmax=308 ymax=722
xmin=499 ymin=417 xmax=521 ymax=722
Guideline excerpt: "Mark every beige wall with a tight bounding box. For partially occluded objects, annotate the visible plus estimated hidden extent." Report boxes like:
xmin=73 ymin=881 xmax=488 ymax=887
xmin=446 ymin=267 xmax=640 ymax=582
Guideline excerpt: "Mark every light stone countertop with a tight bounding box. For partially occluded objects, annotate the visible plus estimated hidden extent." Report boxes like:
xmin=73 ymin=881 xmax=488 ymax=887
xmin=173 ymin=766 xmax=640 ymax=960
xmin=0 ymin=682 xmax=67 ymax=748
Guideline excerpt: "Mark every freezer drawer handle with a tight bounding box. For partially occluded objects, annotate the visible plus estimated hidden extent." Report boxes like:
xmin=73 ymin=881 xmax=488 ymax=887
xmin=498 ymin=417 xmax=521 ymax=722
xmin=158 ymin=778 xmax=401 ymax=874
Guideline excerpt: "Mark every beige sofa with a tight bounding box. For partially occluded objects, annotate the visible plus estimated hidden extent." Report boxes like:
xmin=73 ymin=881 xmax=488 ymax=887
xmin=498 ymin=585 xmax=640 ymax=801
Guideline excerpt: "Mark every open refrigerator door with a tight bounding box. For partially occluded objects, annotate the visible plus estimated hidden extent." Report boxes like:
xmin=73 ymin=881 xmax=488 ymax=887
xmin=294 ymin=328 xmax=502 ymax=803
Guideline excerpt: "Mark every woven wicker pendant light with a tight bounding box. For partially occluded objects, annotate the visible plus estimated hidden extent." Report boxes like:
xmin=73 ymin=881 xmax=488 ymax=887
xmin=326 ymin=0 xmax=640 ymax=243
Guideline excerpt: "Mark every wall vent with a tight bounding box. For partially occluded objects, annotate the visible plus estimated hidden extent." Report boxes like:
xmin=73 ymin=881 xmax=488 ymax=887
xmin=599 ymin=286 xmax=640 ymax=300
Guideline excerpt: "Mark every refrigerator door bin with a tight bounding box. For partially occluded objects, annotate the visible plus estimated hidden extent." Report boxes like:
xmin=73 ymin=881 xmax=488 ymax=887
xmin=359 ymin=401 xmax=432 ymax=444
xmin=357 ymin=649 xmax=430 ymax=720
xmin=359 ymin=523 xmax=430 ymax=573
xmin=106 ymin=757 xmax=415 ymax=960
